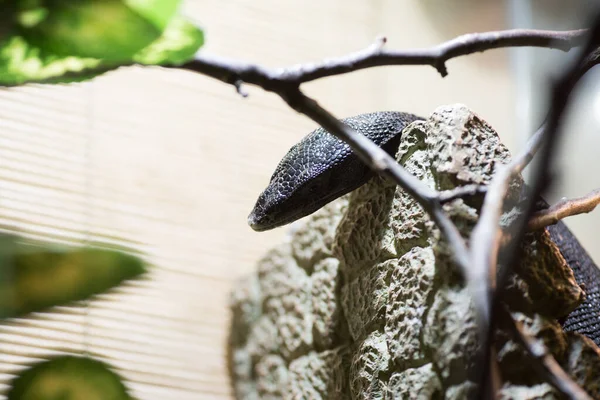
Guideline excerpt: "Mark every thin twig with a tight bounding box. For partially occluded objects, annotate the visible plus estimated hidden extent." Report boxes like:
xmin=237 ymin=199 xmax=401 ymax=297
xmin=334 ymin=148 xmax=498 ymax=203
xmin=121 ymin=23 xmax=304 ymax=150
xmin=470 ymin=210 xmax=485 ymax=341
xmin=466 ymin=124 xmax=547 ymax=395
xmin=183 ymin=29 xmax=587 ymax=85
xmin=181 ymin=29 xmax=587 ymax=86
xmin=279 ymin=88 xmax=473 ymax=271
xmin=471 ymin=124 xmax=546 ymax=292
xmin=282 ymin=29 xmax=588 ymax=80
xmin=439 ymin=184 xmax=488 ymax=204
xmin=498 ymin=306 xmax=593 ymax=400
xmin=528 ymin=188 xmax=600 ymax=230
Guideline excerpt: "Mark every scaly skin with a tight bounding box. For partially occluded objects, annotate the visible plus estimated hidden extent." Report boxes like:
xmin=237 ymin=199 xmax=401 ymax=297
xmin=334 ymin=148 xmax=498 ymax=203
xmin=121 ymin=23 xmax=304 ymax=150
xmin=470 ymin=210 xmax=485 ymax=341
xmin=248 ymin=111 xmax=422 ymax=231
xmin=248 ymin=111 xmax=600 ymax=346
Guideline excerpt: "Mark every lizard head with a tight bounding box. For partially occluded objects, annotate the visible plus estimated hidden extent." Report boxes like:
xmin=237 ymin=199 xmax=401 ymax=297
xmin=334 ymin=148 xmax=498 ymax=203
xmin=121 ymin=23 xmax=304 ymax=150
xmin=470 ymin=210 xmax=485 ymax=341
xmin=248 ymin=111 xmax=422 ymax=231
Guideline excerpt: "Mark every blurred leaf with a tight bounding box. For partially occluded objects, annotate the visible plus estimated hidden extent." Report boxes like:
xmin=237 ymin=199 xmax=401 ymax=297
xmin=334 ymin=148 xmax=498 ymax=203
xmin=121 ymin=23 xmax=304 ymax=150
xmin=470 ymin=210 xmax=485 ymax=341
xmin=0 ymin=35 xmax=108 ymax=85
xmin=0 ymin=2 xmax=17 ymax=42
xmin=7 ymin=355 xmax=132 ymax=400
xmin=0 ymin=235 xmax=146 ymax=319
xmin=0 ymin=1 xmax=204 ymax=85
xmin=18 ymin=0 xmax=162 ymax=61
xmin=134 ymin=16 xmax=204 ymax=65
xmin=125 ymin=0 xmax=181 ymax=30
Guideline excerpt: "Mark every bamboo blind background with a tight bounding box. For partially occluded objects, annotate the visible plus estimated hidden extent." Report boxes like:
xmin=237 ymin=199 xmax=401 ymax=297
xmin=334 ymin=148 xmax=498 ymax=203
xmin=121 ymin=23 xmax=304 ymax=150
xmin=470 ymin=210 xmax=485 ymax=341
xmin=0 ymin=1 xmax=597 ymax=399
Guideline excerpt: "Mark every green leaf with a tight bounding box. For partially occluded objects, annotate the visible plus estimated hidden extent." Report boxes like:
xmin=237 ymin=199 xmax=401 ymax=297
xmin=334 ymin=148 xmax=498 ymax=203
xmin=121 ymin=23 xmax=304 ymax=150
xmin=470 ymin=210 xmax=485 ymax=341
xmin=134 ymin=16 xmax=204 ymax=65
xmin=18 ymin=0 xmax=163 ymax=61
xmin=0 ymin=2 xmax=204 ymax=85
xmin=0 ymin=35 xmax=108 ymax=85
xmin=0 ymin=235 xmax=146 ymax=318
xmin=7 ymin=356 xmax=132 ymax=400
xmin=125 ymin=0 xmax=181 ymax=31
xmin=0 ymin=2 xmax=18 ymax=42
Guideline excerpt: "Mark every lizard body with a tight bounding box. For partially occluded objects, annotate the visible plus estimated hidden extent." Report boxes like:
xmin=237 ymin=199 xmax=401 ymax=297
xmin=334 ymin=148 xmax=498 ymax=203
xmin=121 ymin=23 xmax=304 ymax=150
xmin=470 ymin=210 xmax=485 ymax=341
xmin=248 ymin=111 xmax=600 ymax=346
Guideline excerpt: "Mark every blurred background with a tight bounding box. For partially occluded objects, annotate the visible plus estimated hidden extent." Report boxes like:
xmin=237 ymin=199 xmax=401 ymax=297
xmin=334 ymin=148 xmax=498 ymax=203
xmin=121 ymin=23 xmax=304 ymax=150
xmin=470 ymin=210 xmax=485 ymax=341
xmin=0 ymin=0 xmax=598 ymax=399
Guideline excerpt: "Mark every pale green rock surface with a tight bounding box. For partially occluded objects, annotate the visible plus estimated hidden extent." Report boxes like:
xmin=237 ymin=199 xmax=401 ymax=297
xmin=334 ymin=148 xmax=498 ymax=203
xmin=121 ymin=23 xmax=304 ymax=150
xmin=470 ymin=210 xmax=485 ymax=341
xmin=229 ymin=104 xmax=600 ymax=399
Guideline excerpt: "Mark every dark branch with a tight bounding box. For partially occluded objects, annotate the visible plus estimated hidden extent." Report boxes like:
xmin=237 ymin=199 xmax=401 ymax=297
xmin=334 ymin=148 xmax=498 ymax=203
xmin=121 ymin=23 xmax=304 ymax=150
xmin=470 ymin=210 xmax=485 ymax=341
xmin=173 ymin=28 xmax=591 ymax=288
xmin=467 ymin=124 xmax=547 ymax=393
xmin=279 ymin=29 xmax=588 ymax=80
xmin=439 ymin=184 xmax=488 ymax=204
xmin=471 ymin=124 xmax=545 ymax=290
xmin=182 ymin=29 xmax=587 ymax=84
xmin=279 ymin=88 xmax=473 ymax=273
xmin=180 ymin=29 xmax=587 ymax=86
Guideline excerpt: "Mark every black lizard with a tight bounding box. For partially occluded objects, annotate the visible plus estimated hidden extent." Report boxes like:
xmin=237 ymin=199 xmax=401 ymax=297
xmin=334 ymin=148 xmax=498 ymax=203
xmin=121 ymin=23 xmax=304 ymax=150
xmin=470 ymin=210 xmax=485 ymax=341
xmin=248 ymin=111 xmax=600 ymax=346
xmin=247 ymin=111 xmax=422 ymax=231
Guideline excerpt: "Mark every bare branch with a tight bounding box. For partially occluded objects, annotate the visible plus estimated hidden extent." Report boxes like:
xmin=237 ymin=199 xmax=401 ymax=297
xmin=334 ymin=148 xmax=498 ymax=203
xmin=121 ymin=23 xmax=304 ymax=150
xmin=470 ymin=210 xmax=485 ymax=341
xmin=280 ymin=29 xmax=588 ymax=80
xmin=180 ymin=29 xmax=588 ymax=87
xmin=439 ymin=184 xmax=488 ymax=204
xmin=280 ymin=91 xmax=437 ymax=201
xmin=279 ymin=88 xmax=473 ymax=272
xmin=528 ymin=188 xmax=600 ymax=230
xmin=471 ymin=124 xmax=546 ymax=291
xmin=466 ymin=124 xmax=547 ymax=391
xmin=499 ymin=306 xmax=593 ymax=400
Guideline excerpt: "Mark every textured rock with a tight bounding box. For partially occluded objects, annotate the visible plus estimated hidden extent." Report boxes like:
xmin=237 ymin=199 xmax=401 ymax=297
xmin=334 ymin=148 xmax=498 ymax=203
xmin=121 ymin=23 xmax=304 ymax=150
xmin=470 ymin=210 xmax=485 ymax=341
xmin=515 ymin=231 xmax=584 ymax=318
xmin=391 ymin=122 xmax=433 ymax=257
xmin=246 ymin=315 xmax=281 ymax=361
xmin=229 ymin=273 xmax=261 ymax=347
xmin=333 ymin=176 xmax=397 ymax=279
xmin=286 ymin=347 xmax=350 ymax=400
xmin=311 ymin=257 xmax=347 ymax=349
xmin=425 ymin=105 xmax=512 ymax=190
xmin=385 ymin=247 xmax=437 ymax=367
xmin=256 ymin=244 xmax=299 ymax=301
xmin=230 ymin=347 xmax=258 ymax=400
xmin=342 ymin=260 xmax=391 ymax=341
xmin=229 ymin=104 xmax=599 ymax=399
xmin=496 ymin=312 xmax=568 ymax=385
xmin=386 ymin=363 xmax=442 ymax=399
xmin=423 ymin=287 xmax=479 ymax=385
xmin=256 ymin=355 xmax=288 ymax=399
xmin=257 ymin=244 xmax=314 ymax=361
xmin=290 ymin=196 xmax=350 ymax=272
xmin=349 ymin=331 xmax=390 ymax=400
